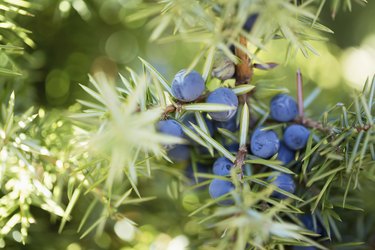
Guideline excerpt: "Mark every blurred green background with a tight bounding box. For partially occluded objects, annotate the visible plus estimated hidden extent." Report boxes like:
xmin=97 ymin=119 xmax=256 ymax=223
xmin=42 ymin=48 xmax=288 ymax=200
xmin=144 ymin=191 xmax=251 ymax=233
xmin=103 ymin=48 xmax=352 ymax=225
xmin=12 ymin=0 xmax=374 ymax=109
xmin=2 ymin=1 xmax=375 ymax=249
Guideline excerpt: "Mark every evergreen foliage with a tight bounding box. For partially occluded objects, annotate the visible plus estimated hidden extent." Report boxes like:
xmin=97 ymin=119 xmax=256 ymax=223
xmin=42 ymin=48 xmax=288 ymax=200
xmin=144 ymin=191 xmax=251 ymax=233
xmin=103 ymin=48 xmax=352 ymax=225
xmin=0 ymin=0 xmax=373 ymax=249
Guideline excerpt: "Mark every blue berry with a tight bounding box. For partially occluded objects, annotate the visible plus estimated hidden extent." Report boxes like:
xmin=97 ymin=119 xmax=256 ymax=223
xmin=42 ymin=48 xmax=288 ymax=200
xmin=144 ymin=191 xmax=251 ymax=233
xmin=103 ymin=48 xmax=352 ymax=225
xmin=300 ymin=214 xmax=324 ymax=236
xmin=183 ymin=114 xmax=214 ymax=152
xmin=206 ymin=88 xmax=238 ymax=122
xmin=209 ymin=179 xmax=234 ymax=205
xmin=250 ymin=128 xmax=280 ymax=159
xmin=205 ymin=117 xmax=215 ymax=136
xmin=213 ymin=157 xmax=233 ymax=176
xmin=157 ymin=119 xmax=184 ymax=138
xmin=186 ymin=162 xmax=209 ymax=183
xmin=243 ymin=13 xmax=259 ymax=31
xmin=168 ymin=145 xmax=190 ymax=162
xmin=171 ymin=69 xmax=205 ymax=102
xmin=292 ymin=246 xmax=316 ymax=250
xmin=284 ymin=124 xmax=310 ymax=150
xmin=270 ymin=94 xmax=298 ymax=122
xmin=226 ymin=142 xmax=239 ymax=153
xmin=197 ymin=145 xmax=212 ymax=155
xmin=157 ymin=120 xmax=189 ymax=161
xmin=277 ymin=141 xmax=295 ymax=165
xmin=215 ymin=113 xmax=238 ymax=132
xmin=268 ymin=173 xmax=296 ymax=199
xmin=183 ymin=114 xmax=214 ymax=137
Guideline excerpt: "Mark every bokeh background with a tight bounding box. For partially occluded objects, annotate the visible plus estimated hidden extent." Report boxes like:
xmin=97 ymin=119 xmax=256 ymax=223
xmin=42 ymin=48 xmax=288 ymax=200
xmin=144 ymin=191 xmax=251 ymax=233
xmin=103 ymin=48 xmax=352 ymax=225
xmin=2 ymin=1 xmax=375 ymax=249
xmin=12 ymin=1 xmax=375 ymax=108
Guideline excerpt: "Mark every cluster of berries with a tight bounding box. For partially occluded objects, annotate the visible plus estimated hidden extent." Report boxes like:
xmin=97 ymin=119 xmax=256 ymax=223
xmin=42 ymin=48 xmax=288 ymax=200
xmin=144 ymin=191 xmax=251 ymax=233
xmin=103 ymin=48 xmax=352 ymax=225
xmin=155 ymin=9 xmax=326 ymax=249
xmin=158 ymin=12 xmax=259 ymax=163
xmin=157 ymin=68 xmax=320 ymax=249
xmin=157 ymin=69 xmax=238 ymax=162
xmin=157 ymin=67 xmax=312 ymax=199
xmin=209 ymin=94 xmax=310 ymax=202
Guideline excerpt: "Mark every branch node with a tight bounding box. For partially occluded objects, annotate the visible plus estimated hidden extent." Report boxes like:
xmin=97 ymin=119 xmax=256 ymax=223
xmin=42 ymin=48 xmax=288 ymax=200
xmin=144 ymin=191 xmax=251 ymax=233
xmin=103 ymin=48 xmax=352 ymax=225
xmin=234 ymin=145 xmax=248 ymax=181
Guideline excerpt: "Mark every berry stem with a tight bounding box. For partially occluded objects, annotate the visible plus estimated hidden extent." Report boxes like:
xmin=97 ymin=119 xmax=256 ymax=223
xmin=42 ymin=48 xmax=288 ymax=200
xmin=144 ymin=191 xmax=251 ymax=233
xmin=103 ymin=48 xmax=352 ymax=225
xmin=161 ymin=103 xmax=182 ymax=119
xmin=161 ymin=105 xmax=176 ymax=119
xmin=296 ymin=69 xmax=304 ymax=118
xmin=234 ymin=145 xmax=247 ymax=181
xmin=160 ymin=93 xmax=209 ymax=119
xmin=235 ymin=35 xmax=253 ymax=85
xmin=294 ymin=116 xmax=332 ymax=133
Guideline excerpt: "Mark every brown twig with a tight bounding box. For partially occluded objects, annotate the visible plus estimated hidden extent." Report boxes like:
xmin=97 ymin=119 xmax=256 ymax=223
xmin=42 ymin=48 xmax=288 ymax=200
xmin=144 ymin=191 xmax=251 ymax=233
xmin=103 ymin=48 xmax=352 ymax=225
xmin=294 ymin=70 xmax=332 ymax=133
xmin=235 ymin=35 xmax=253 ymax=85
xmin=265 ymin=115 xmax=373 ymax=135
xmin=161 ymin=105 xmax=176 ymax=119
xmin=296 ymin=69 xmax=304 ymax=118
xmin=161 ymin=103 xmax=183 ymax=119
xmin=234 ymin=145 xmax=248 ymax=181
xmin=233 ymin=35 xmax=253 ymax=178
xmin=294 ymin=116 xmax=333 ymax=134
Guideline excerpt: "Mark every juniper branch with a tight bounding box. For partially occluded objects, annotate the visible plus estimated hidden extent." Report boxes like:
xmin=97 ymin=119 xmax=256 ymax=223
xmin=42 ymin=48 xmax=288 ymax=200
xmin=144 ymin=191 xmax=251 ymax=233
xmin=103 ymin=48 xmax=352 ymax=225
xmin=233 ymin=35 xmax=253 ymax=179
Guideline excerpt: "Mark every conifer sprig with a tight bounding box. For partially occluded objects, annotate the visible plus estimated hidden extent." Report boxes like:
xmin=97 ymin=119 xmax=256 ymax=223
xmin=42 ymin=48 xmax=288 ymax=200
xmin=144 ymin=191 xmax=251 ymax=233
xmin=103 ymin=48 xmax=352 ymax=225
xmin=0 ymin=0 xmax=35 ymax=77
xmin=0 ymin=0 xmax=371 ymax=248
xmin=0 ymin=93 xmax=65 ymax=244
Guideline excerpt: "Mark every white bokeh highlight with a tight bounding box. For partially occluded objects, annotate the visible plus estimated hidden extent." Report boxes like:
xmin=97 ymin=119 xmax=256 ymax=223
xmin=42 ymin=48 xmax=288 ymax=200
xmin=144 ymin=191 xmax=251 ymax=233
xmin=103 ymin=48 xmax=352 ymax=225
xmin=341 ymin=34 xmax=375 ymax=89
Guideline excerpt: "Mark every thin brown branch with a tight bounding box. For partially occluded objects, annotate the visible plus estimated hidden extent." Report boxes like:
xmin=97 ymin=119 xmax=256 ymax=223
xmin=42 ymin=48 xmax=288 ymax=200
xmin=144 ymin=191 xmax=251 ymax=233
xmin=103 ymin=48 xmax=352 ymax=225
xmin=294 ymin=116 xmax=333 ymax=133
xmin=233 ymin=35 xmax=253 ymax=175
xmin=234 ymin=145 xmax=248 ymax=181
xmin=161 ymin=105 xmax=176 ymax=119
xmin=296 ymin=69 xmax=304 ymax=118
xmin=235 ymin=35 xmax=253 ymax=85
